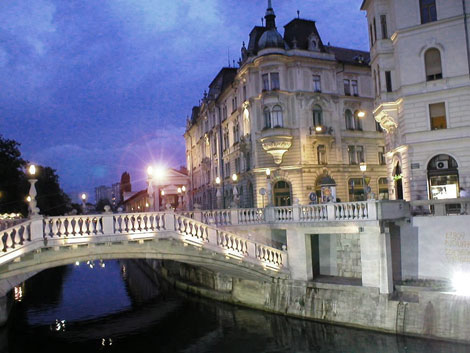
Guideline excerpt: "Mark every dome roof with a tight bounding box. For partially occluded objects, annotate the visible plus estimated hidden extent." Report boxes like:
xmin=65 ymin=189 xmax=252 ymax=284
xmin=258 ymin=28 xmax=285 ymax=50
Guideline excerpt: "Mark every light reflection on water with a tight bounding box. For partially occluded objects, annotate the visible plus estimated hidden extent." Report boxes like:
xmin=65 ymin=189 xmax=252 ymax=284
xmin=2 ymin=260 xmax=470 ymax=353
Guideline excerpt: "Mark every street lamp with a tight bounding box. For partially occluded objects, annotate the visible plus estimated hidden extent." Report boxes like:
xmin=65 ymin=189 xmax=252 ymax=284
xmin=81 ymin=193 xmax=87 ymax=214
xmin=215 ymin=176 xmax=223 ymax=209
xmin=266 ymin=168 xmax=273 ymax=207
xmin=147 ymin=166 xmax=155 ymax=211
xmin=27 ymin=164 xmax=40 ymax=217
xmin=231 ymin=174 xmax=239 ymax=208
xmin=360 ymin=163 xmax=370 ymax=200
xmin=357 ymin=110 xmax=366 ymax=118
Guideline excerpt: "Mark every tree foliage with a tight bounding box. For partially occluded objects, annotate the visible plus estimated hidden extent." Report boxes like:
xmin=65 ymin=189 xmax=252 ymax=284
xmin=0 ymin=135 xmax=72 ymax=217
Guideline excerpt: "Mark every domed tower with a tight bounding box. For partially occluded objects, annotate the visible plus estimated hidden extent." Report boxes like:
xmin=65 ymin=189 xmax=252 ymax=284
xmin=258 ymin=0 xmax=286 ymax=50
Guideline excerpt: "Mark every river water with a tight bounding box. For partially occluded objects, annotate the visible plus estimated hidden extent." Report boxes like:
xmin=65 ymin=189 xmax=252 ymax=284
xmin=1 ymin=260 xmax=469 ymax=353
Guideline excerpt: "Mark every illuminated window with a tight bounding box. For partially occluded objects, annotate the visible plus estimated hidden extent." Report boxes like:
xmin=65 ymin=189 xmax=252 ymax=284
xmin=429 ymin=102 xmax=446 ymax=130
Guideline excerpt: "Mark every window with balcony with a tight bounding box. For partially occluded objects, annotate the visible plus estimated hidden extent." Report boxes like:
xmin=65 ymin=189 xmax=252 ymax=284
xmin=313 ymin=75 xmax=321 ymax=92
xmin=317 ymin=145 xmax=327 ymax=165
xmin=264 ymin=108 xmax=271 ymax=129
xmin=429 ymin=102 xmax=447 ymax=130
xmin=425 ymin=48 xmax=442 ymax=81
xmin=420 ymin=0 xmax=437 ymax=24
xmin=233 ymin=122 xmax=240 ymax=143
xmin=313 ymin=105 xmax=323 ymax=127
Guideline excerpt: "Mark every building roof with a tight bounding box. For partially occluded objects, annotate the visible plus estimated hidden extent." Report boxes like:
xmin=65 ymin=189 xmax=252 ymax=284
xmin=326 ymin=46 xmax=370 ymax=66
xmin=207 ymin=67 xmax=237 ymax=101
xmin=283 ymin=18 xmax=326 ymax=52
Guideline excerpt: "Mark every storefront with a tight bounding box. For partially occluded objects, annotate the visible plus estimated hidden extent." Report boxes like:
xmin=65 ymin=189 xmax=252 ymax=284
xmin=427 ymin=154 xmax=459 ymax=200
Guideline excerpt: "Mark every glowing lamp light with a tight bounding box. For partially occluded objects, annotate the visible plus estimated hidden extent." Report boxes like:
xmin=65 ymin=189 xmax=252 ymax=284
xmin=232 ymin=173 xmax=238 ymax=182
xmin=182 ymin=186 xmax=186 ymax=192
xmin=266 ymin=168 xmax=271 ymax=176
xmin=215 ymin=176 xmax=221 ymax=185
xmin=360 ymin=163 xmax=367 ymax=173
xmin=177 ymin=187 xmax=182 ymax=194
xmin=154 ymin=166 xmax=166 ymax=180
xmin=28 ymin=164 xmax=36 ymax=176
xmin=81 ymin=193 xmax=87 ymax=201
xmin=452 ymin=272 xmax=470 ymax=296
xmin=145 ymin=202 xmax=149 ymax=208
xmin=146 ymin=166 xmax=154 ymax=177
xmin=357 ymin=111 xmax=366 ymax=118
xmin=26 ymin=196 xmax=32 ymax=203
xmin=161 ymin=190 xmax=165 ymax=196
xmin=315 ymin=126 xmax=323 ymax=132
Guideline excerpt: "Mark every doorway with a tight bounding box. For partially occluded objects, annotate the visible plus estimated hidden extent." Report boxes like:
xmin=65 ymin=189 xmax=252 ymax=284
xmin=273 ymin=180 xmax=291 ymax=206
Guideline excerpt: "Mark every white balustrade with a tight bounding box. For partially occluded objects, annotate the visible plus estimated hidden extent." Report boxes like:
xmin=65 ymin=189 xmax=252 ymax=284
xmin=200 ymin=210 xmax=231 ymax=226
xmin=273 ymin=207 xmax=294 ymax=222
xmin=238 ymin=208 xmax=265 ymax=224
xmin=114 ymin=213 xmax=165 ymax=234
xmin=175 ymin=215 xmax=209 ymax=244
xmin=299 ymin=205 xmax=328 ymax=222
xmin=255 ymin=244 xmax=284 ymax=269
xmin=44 ymin=215 xmax=104 ymax=238
xmin=0 ymin=221 xmax=31 ymax=252
xmin=333 ymin=202 xmax=369 ymax=220
xmin=217 ymin=230 xmax=248 ymax=258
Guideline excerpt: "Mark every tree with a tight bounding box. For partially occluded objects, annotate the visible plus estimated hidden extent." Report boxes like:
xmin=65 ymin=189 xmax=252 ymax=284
xmin=95 ymin=198 xmax=112 ymax=212
xmin=0 ymin=135 xmax=72 ymax=217
xmin=0 ymin=135 xmax=28 ymax=215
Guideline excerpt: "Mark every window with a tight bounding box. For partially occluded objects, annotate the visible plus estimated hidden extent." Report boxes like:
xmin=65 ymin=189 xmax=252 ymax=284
xmin=344 ymin=79 xmax=351 ymax=96
xmin=352 ymin=80 xmax=358 ymax=96
xmin=235 ymin=157 xmax=241 ymax=173
xmin=313 ymin=75 xmax=321 ymax=92
xmin=429 ymin=102 xmax=447 ymax=130
xmin=354 ymin=110 xmax=363 ymax=131
xmin=245 ymin=153 xmax=251 ymax=171
xmin=420 ymin=0 xmax=437 ymax=24
xmin=264 ymin=108 xmax=271 ymax=128
xmin=425 ymin=48 xmax=442 ymax=81
xmin=378 ymin=178 xmax=389 ymax=200
xmin=233 ymin=122 xmax=240 ymax=143
xmin=243 ymin=85 xmax=247 ymax=101
xmin=369 ymin=24 xmax=374 ymax=47
xmin=223 ymin=102 xmax=227 ymax=120
xmin=380 ymin=15 xmax=388 ymax=39
xmin=385 ymin=71 xmax=392 ymax=92
xmin=223 ymin=129 xmax=229 ymax=150
xmin=349 ymin=178 xmax=365 ymax=201
xmin=317 ymin=145 xmax=327 ymax=165
xmin=377 ymin=65 xmax=381 ymax=95
xmin=212 ymin=134 xmax=218 ymax=155
xmin=373 ymin=70 xmax=378 ymax=97
xmin=373 ymin=17 xmax=377 ymax=43
xmin=356 ymin=146 xmax=364 ymax=163
xmin=224 ymin=162 xmax=231 ymax=178
xmin=313 ymin=105 xmax=323 ymax=126
xmin=272 ymin=105 xmax=283 ymax=127
xmin=378 ymin=146 xmax=386 ymax=165
xmin=345 ymin=109 xmax=354 ymax=130
xmin=262 ymin=74 xmax=269 ymax=91
xmin=348 ymin=145 xmax=356 ymax=164
xmin=376 ymin=121 xmax=384 ymax=132
xmin=271 ymin=72 xmax=280 ymax=90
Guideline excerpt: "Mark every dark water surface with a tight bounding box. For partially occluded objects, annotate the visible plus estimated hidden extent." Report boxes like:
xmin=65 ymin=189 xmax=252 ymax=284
xmin=1 ymin=260 xmax=469 ymax=353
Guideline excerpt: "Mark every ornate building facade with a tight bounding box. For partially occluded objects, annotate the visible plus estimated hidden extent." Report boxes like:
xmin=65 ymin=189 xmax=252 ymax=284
xmin=185 ymin=2 xmax=388 ymax=209
xmin=362 ymin=0 xmax=470 ymax=201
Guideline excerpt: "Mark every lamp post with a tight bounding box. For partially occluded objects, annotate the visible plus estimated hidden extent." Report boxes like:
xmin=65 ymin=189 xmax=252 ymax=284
xmin=181 ymin=185 xmax=187 ymax=210
xmin=266 ymin=168 xmax=273 ymax=207
xmin=360 ymin=163 xmax=370 ymax=200
xmin=81 ymin=193 xmax=87 ymax=214
xmin=27 ymin=164 xmax=40 ymax=217
xmin=231 ymin=173 xmax=239 ymax=208
xmin=147 ymin=166 xmax=155 ymax=211
xmin=177 ymin=187 xmax=183 ymax=210
xmin=215 ymin=177 xmax=222 ymax=209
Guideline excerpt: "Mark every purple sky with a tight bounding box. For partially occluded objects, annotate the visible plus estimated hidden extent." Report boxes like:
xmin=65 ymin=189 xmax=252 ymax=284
xmin=0 ymin=0 xmax=369 ymax=201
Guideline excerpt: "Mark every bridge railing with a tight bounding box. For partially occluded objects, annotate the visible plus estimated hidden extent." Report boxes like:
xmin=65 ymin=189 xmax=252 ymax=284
xmin=0 ymin=212 xmax=287 ymax=273
xmin=410 ymin=198 xmax=470 ymax=216
xmin=179 ymin=200 xmax=399 ymax=227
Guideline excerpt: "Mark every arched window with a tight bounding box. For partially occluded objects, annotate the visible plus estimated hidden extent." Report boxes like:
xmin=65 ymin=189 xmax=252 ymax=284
xmin=425 ymin=48 xmax=442 ymax=81
xmin=317 ymin=144 xmax=327 ymax=165
xmin=312 ymin=105 xmax=323 ymax=126
xmin=345 ymin=109 xmax=354 ymax=130
xmin=354 ymin=110 xmax=363 ymax=131
xmin=264 ymin=108 xmax=271 ymax=129
xmin=272 ymin=105 xmax=283 ymax=127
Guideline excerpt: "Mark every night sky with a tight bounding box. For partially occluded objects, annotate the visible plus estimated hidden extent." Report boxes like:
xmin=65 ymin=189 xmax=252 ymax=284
xmin=0 ymin=0 xmax=369 ymax=201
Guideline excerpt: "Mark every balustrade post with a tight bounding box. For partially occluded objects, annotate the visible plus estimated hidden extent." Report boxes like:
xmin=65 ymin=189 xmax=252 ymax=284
xmin=164 ymin=212 xmax=176 ymax=231
xmin=434 ymin=203 xmax=446 ymax=216
xmin=207 ymin=227 xmax=217 ymax=245
xmin=102 ymin=213 xmax=114 ymax=235
xmin=292 ymin=205 xmax=300 ymax=222
xmin=229 ymin=209 xmax=239 ymax=225
xmin=246 ymin=240 xmax=256 ymax=259
xmin=265 ymin=206 xmax=275 ymax=223
xmin=30 ymin=217 xmax=44 ymax=242
xmin=367 ymin=200 xmax=378 ymax=220
xmin=326 ymin=203 xmax=335 ymax=221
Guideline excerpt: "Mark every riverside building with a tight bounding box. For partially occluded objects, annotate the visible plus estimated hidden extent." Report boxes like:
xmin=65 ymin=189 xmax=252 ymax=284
xmin=185 ymin=1 xmax=388 ymax=209
xmin=362 ymin=0 xmax=470 ymax=201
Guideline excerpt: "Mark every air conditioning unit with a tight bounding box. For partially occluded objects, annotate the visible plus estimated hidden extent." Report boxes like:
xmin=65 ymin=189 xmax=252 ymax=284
xmin=436 ymin=160 xmax=449 ymax=170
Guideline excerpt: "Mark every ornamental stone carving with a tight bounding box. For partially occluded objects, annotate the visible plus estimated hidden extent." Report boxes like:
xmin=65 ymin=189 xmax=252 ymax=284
xmin=259 ymin=128 xmax=293 ymax=165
